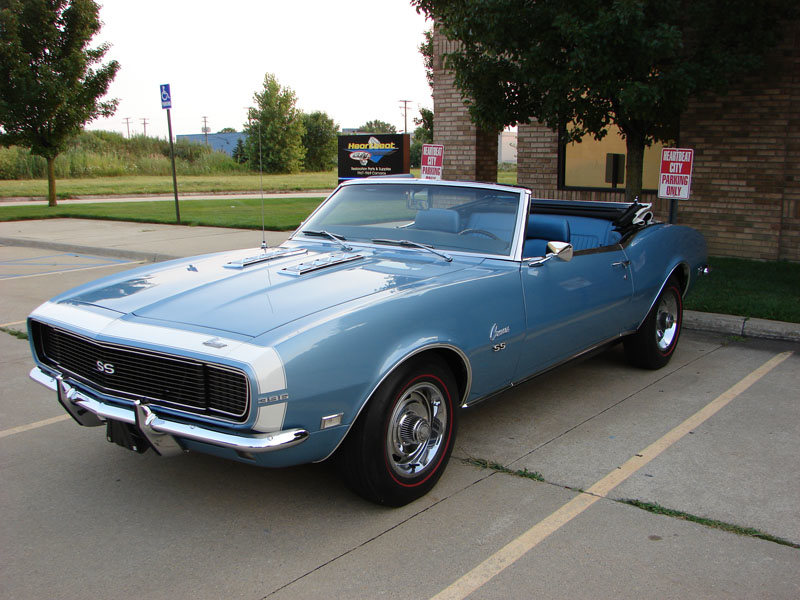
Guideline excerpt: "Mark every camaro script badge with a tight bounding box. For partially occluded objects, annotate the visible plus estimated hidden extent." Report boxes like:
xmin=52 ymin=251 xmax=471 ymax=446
xmin=489 ymin=323 xmax=510 ymax=341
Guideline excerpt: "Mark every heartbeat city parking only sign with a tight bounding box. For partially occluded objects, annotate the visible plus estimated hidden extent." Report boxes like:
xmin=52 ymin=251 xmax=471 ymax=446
xmin=658 ymin=148 xmax=694 ymax=200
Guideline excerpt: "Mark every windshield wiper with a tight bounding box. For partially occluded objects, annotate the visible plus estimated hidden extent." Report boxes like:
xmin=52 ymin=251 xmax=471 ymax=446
xmin=372 ymin=238 xmax=453 ymax=262
xmin=302 ymin=230 xmax=352 ymax=252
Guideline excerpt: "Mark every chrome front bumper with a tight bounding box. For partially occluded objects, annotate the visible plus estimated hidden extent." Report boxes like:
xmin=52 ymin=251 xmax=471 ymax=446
xmin=30 ymin=367 xmax=309 ymax=457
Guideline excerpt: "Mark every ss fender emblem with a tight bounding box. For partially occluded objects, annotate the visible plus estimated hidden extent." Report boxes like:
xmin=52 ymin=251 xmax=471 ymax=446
xmin=96 ymin=360 xmax=115 ymax=374
xmin=492 ymin=342 xmax=506 ymax=352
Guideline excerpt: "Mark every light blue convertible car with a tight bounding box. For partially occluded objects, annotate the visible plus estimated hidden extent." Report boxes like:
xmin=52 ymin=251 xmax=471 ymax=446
xmin=28 ymin=179 xmax=707 ymax=505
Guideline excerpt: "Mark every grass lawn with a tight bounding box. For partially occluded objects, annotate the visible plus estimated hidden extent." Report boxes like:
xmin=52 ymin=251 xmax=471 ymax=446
xmin=684 ymin=257 xmax=800 ymax=323
xmin=0 ymin=169 xmax=520 ymax=199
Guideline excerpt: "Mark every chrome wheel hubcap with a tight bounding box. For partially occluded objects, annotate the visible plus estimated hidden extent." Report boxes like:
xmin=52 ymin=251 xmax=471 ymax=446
xmin=387 ymin=382 xmax=447 ymax=478
xmin=655 ymin=292 xmax=679 ymax=351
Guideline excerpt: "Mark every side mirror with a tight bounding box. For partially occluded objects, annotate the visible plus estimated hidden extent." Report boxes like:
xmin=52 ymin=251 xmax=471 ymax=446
xmin=547 ymin=241 xmax=573 ymax=262
xmin=528 ymin=241 xmax=574 ymax=266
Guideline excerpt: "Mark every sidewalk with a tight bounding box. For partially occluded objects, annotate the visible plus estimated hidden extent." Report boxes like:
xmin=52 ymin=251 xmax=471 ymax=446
xmin=1 ymin=218 xmax=798 ymax=343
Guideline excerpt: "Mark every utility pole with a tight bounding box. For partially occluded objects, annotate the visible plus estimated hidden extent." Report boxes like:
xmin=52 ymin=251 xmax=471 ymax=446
xmin=202 ymin=116 xmax=209 ymax=146
xmin=140 ymin=118 xmax=149 ymax=137
xmin=123 ymin=117 xmax=132 ymax=138
xmin=399 ymin=100 xmax=412 ymax=133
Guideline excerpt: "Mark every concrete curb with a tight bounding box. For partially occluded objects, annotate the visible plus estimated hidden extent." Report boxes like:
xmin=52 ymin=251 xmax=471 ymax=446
xmin=0 ymin=236 xmax=178 ymax=263
xmin=684 ymin=310 xmax=800 ymax=343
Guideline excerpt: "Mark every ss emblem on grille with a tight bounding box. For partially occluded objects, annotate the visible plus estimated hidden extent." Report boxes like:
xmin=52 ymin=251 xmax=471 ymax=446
xmin=96 ymin=360 xmax=115 ymax=374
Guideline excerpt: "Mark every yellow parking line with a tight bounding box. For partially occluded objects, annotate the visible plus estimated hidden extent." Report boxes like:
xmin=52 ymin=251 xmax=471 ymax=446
xmin=0 ymin=414 xmax=71 ymax=439
xmin=432 ymin=350 xmax=793 ymax=600
xmin=0 ymin=319 xmax=26 ymax=328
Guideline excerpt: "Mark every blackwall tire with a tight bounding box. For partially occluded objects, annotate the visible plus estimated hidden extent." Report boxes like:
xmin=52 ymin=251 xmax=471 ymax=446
xmin=337 ymin=356 xmax=458 ymax=507
xmin=624 ymin=276 xmax=683 ymax=370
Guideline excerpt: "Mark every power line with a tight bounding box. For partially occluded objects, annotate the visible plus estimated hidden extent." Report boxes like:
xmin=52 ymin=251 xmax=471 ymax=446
xmin=122 ymin=117 xmax=132 ymax=138
xmin=140 ymin=118 xmax=149 ymax=137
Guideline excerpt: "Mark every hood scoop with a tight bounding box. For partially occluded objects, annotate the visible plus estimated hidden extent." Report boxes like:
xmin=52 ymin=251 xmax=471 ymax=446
xmin=224 ymin=247 xmax=307 ymax=269
xmin=280 ymin=252 xmax=364 ymax=276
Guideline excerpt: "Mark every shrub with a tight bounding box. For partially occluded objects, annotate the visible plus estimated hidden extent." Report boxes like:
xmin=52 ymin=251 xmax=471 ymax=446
xmin=0 ymin=129 xmax=243 ymax=179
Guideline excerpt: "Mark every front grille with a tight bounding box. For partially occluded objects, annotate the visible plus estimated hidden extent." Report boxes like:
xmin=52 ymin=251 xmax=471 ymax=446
xmin=31 ymin=320 xmax=250 ymax=422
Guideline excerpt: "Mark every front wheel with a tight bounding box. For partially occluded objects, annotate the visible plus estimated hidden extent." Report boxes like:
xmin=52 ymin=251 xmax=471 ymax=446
xmin=624 ymin=276 xmax=683 ymax=369
xmin=337 ymin=357 xmax=458 ymax=506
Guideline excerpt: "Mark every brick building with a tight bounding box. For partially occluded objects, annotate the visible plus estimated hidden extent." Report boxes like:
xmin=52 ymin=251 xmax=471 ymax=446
xmin=432 ymin=23 xmax=799 ymax=262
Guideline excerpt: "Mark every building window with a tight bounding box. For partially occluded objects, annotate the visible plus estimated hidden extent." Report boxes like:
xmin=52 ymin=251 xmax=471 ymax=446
xmin=560 ymin=123 xmax=670 ymax=191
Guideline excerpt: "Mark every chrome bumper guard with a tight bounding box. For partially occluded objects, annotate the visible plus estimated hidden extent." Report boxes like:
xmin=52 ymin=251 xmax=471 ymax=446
xmin=30 ymin=367 xmax=309 ymax=457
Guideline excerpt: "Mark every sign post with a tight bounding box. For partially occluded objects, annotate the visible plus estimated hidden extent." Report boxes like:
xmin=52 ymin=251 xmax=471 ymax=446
xmin=161 ymin=84 xmax=180 ymax=224
xmin=420 ymin=144 xmax=444 ymax=180
xmin=658 ymin=148 xmax=694 ymax=224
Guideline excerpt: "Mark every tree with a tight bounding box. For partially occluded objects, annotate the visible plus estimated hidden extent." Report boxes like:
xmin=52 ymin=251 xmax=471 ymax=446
xmin=0 ymin=0 xmax=119 ymax=206
xmin=410 ymin=107 xmax=433 ymax=168
xmin=231 ymin=138 xmax=247 ymax=165
xmin=243 ymin=73 xmax=305 ymax=173
xmin=359 ymin=120 xmax=397 ymax=134
xmin=301 ymin=111 xmax=339 ymax=172
xmin=217 ymin=127 xmax=237 ymax=134
xmin=412 ymin=0 xmax=798 ymax=202
xmin=420 ymin=27 xmax=433 ymax=90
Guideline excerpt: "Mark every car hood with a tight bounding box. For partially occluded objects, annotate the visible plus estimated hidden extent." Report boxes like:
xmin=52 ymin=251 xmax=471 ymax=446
xmin=60 ymin=246 xmax=475 ymax=337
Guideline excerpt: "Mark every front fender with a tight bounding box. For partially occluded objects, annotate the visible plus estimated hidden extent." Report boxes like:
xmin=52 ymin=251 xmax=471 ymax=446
xmin=260 ymin=263 xmax=525 ymax=461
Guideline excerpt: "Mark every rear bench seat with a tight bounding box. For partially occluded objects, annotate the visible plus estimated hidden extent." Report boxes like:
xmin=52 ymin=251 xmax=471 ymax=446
xmin=564 ymin=215 xmax=621 ymax=250
xmin=524 ymin=214 xmax=621 ymax=257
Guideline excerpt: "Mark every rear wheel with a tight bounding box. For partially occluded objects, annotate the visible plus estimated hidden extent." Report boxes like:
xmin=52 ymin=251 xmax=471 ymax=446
xmin=624 ymin=276 xmax=683 ymax=369
xmin=337 ymin=356 xmax=458 ymax=506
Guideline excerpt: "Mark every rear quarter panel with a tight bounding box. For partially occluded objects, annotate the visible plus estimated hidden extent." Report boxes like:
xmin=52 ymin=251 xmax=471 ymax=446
xmin=624 ymin=223 xmax=708 ymax=329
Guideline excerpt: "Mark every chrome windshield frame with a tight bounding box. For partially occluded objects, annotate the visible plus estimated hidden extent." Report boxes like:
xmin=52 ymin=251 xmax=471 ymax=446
xmin=290 ymin=179 xmax=529 ymax=262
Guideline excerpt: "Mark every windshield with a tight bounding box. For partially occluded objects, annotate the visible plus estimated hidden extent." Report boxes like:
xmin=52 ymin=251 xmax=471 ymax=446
xmin=298 ymin=182 xmax=523 ymax=257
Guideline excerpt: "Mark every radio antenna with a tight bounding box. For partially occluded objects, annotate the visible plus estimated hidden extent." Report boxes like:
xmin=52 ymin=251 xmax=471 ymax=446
xmin=258 ymin=118 xmax=267 ymax=251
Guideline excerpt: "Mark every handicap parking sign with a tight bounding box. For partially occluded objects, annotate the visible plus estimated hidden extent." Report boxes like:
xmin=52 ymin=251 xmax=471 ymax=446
xmin=160 ymin=84 xmax=172 ymax=109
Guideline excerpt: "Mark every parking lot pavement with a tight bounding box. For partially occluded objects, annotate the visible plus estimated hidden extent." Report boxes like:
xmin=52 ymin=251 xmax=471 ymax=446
xmin=0 ymin=218 xmax=289 ymax=262
xmin=1 ymin=221 xmax=798 ymax=599
xmin=0 ymin=246 xmax=140 ymax=329
xmin=2 ymin=323 xmax=798 ymax=598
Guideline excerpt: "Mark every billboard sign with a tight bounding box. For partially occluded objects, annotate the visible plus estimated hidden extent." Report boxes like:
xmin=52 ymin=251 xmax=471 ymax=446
xmin=420 ymin=144 xmax=444 ymax=180
xmin=658 ymin=148 xmax=694 ymax=200
xmin=338 ymin=134 xmax=410 ymax=182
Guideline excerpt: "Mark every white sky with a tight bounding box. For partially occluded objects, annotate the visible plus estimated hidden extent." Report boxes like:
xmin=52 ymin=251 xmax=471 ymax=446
xmin=87 ymin=0 xmax=433 ymax=139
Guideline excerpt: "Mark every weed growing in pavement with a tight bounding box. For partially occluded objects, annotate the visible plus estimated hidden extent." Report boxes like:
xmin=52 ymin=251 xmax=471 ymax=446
xmin=464 ymin=457 xmax=545 ymax=482
xmin=621 ymin=499 xmax=799 ymax=549
xmin=0 ymin=326 xmax=28 ymax=340
xmin=725 ymin=334 xmax=747 ymax=343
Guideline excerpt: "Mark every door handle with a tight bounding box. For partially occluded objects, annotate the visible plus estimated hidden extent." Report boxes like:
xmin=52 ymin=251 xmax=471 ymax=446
xmin=612 ymin=260 xmax=630 ymax=268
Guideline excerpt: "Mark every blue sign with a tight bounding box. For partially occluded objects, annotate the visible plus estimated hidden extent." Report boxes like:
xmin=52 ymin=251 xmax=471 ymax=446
xmin=160 ymin=84 xmax=172 ymax=109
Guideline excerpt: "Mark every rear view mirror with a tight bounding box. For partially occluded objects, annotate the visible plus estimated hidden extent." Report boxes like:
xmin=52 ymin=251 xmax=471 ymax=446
xmin=407 ymin=190 xmax=431 ymax=211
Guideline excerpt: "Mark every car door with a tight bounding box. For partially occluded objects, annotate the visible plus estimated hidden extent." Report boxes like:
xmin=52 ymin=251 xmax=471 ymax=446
xmin=514 ymin=244 xmax=634 ymax=379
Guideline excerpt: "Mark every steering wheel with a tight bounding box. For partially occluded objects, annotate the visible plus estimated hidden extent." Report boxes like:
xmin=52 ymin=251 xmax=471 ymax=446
xmin=458 ymin=228 xmax=501 ymax=240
